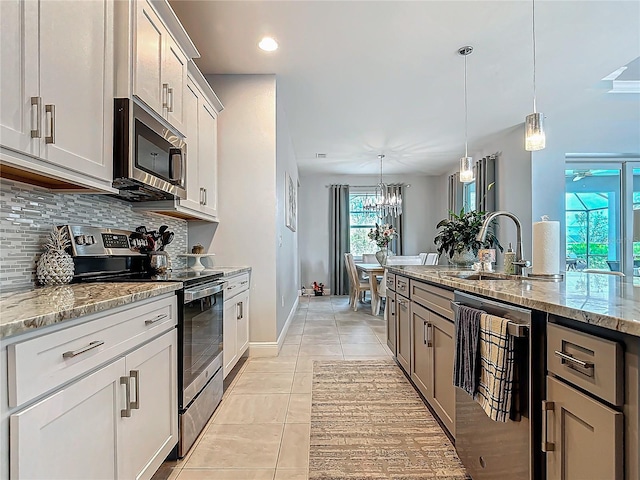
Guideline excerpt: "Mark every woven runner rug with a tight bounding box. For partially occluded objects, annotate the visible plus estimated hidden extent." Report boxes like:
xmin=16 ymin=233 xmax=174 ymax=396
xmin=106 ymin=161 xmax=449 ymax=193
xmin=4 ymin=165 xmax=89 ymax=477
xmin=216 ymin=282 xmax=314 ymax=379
xmin=309 ymin=360 xmax=469 ymax=480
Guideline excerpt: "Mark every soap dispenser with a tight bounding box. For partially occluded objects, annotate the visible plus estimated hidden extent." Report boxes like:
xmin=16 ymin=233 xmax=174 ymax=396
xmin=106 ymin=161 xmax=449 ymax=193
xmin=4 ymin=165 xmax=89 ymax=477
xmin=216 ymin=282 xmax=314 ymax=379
xmin=504 ymin=242 xmax=515 ymax=274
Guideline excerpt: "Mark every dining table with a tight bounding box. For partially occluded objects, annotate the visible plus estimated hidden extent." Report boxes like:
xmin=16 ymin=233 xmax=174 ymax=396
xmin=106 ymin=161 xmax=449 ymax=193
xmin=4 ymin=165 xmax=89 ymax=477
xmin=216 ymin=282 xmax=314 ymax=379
xmin=355 ymin=263 xmax=385 ymax=315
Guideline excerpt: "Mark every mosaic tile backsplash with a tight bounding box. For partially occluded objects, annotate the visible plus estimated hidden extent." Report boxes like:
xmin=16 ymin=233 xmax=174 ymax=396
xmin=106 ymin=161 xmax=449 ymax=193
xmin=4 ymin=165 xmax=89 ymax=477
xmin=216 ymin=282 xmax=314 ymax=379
xmin=0 ymin=179 xmax=188 ymax=290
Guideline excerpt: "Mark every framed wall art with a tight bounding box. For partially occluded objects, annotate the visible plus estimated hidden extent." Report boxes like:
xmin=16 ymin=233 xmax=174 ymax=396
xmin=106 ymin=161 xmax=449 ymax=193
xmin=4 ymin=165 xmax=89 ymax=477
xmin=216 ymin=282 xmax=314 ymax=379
xmin=285 ymin=171 xmax=297 ymax=232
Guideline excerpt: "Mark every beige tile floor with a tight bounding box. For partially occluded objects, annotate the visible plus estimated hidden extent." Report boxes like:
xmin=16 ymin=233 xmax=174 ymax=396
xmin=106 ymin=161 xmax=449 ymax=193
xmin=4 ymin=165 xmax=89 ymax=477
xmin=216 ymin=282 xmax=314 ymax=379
xmin=153 ymin=295 xmax=393 ymax=480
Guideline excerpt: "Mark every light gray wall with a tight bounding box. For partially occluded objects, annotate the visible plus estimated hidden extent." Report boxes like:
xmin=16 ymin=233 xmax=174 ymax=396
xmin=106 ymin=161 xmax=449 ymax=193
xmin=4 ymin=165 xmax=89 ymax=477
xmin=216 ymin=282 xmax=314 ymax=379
xmin=298 ymin=173 xmax=441 ymax=291
xmin=197 ymin=74 xmax=279 ymax=343
xmin=275 ymin=84 xmax=299 ymax=338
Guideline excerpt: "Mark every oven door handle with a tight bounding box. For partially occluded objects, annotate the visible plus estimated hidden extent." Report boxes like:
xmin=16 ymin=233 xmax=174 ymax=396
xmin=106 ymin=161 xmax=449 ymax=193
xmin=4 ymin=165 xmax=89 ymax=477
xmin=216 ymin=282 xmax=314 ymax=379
xmin=184 ymin=281 xmax=227 ymax=302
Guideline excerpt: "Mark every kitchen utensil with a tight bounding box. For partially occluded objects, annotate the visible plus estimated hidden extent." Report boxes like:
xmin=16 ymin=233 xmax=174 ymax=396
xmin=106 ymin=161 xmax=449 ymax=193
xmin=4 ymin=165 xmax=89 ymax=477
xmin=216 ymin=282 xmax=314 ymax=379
xmin=160 ymin=231 xmax=174 ymax=250
xmin=135 ymin=226 xmax=147 ymax=234
xmin=159 ymin=225 xmax=169 ymax=234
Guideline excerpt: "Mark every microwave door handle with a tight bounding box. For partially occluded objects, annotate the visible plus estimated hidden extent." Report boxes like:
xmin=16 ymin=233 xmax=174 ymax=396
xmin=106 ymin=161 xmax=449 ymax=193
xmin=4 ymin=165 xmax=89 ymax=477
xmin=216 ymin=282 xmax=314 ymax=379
xmin=169 ymin=148 xmax=183 ymax=185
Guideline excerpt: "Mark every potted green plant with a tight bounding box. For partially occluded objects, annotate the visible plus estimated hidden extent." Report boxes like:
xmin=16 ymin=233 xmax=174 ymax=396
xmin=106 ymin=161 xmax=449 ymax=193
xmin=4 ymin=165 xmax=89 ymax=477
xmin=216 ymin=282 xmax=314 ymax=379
xmin=434 ymin=209 xmax=502 ymax=266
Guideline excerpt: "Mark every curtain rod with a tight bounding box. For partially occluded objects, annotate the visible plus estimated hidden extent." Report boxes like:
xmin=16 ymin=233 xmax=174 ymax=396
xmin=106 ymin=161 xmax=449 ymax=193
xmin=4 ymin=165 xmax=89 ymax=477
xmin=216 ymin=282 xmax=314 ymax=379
xmin=324 ymin=184 xmax=411 ymax=188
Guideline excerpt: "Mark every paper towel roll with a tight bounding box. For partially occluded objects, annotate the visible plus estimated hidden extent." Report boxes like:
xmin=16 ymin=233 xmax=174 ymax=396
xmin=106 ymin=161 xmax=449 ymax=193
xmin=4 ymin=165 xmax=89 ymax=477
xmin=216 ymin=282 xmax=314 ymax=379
xmin=532 ymin=218 xmax=560 ymax=275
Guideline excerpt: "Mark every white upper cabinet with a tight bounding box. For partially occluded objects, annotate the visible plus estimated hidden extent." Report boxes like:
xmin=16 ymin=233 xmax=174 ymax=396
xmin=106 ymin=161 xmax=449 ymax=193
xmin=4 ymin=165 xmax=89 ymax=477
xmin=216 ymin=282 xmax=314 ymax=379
xmin=0 ymin=0 xmax=114 ymax=191
xmin=133 ymin=0 xmax=164 ymax=115
xmin=133 ymin=0 xmax=188 ymax=135
xmin=197 ymin=95 xmax=219 ymax=218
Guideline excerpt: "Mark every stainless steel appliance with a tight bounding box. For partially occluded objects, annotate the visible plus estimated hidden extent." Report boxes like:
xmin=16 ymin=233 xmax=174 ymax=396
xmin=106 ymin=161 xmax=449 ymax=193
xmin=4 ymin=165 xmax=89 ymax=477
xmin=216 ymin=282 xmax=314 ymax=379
xmin=451 ymin=291 xmax=545 ymax=480
xmin=62 ymin=225 xmax=225 ymax=458
xmin=113 ymin=98 xmax=187 ymax=201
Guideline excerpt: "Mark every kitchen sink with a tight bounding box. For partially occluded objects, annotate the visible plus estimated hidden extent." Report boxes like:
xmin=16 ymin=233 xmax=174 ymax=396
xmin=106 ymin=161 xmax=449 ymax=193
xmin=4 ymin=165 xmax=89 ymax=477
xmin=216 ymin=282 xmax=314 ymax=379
xmin=440 ymin=272 xmax=515 ymax=281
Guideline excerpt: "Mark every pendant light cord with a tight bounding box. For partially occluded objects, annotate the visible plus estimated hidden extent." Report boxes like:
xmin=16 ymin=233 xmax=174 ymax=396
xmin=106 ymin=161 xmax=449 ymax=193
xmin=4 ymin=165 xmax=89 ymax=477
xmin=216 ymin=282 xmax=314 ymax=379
xmin=532 ymin=0 xmax=537 ymax=113
xmin=464 ymin=52 xmax=468 ymax=158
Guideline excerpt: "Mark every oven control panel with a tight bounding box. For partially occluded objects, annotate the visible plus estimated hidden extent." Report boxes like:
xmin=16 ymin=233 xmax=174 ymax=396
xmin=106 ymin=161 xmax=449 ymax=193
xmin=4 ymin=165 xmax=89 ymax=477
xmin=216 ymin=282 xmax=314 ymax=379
xmin=64 ymin=225 xmax=144 ymax=257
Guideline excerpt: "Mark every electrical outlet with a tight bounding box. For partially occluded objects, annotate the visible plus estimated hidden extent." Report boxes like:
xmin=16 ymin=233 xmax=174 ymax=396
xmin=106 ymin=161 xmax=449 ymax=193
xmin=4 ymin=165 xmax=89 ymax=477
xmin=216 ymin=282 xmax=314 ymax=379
xmin=281 ymin=295 xmax=285 ymax=307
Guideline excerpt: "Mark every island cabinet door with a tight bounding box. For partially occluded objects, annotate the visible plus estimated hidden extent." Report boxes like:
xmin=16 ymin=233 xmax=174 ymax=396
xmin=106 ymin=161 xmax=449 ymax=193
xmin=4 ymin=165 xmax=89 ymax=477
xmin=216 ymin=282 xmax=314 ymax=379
xmin=396 ymin=294 xmax=411 ymax=373
xmin=410 ymin=302 xmax=431 ymax=400
xmin=386 ymin=292 xmax=397 ymax=355
xmin=428 ymin=312 xmax=455 ymax=436
xmin=10 ymin=358 xmax=124 ymax=480
xmin=545 ymin=376 xmax=623 ymax=480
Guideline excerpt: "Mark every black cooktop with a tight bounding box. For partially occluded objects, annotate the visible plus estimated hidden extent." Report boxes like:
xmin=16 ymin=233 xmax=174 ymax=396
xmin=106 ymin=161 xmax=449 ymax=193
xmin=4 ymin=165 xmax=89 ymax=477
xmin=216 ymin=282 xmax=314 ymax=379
xmin=74 ymin=269 xmax=223 ymax=287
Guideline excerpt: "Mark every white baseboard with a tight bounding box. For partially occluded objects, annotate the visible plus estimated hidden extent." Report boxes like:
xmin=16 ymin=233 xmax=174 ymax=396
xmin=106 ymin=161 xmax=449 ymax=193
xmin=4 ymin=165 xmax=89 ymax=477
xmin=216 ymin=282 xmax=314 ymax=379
xmin=248 ymin=342 xmax=279 ymax=357
xmin=248 ymin=296 xmax=299 ymax=358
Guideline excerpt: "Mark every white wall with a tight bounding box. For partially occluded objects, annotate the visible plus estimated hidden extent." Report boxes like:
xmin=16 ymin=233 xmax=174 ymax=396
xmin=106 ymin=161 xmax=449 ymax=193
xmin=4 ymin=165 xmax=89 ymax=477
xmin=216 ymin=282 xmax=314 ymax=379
xmin=275 ymin=84 xmax=299 ymax=337
xmin=298 ymin=173 xmax=441 ymax=291
xmin=195 ymin=74 xmax=278 ymax=343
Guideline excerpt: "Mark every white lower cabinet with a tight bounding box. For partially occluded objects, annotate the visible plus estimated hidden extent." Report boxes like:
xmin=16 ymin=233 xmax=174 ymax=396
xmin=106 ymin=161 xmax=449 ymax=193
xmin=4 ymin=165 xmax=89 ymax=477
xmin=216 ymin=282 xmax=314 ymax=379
xmin=119 ymin=329 xmax=177 ymax=480
xmin=10 ymin=358 xmax=124 ymax=479
xmin=5 ymin=295 xmax=178 ymax=480
xmin=223 ymin=273 xmax=251 ymax=377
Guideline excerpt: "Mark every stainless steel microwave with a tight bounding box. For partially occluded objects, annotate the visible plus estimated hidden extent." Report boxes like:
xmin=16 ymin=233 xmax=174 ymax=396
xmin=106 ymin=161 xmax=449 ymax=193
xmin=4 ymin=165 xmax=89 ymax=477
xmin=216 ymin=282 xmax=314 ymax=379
xmin=113 ymin=98 xmax=187 ymax=201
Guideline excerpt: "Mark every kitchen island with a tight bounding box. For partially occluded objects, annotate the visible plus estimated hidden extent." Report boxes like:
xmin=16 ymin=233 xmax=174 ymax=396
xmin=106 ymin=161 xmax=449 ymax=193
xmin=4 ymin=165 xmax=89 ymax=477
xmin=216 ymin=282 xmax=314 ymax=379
xmin=385 ymin=265 xmax=639 ymax=480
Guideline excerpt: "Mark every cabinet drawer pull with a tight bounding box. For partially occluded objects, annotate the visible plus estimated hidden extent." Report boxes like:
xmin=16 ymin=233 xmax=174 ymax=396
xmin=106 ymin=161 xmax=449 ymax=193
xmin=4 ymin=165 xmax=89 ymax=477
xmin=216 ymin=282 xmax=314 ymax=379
xmin=541 ymin=400 xmax=555 ymax=452
xmin=202 ymin=187 xmax=207 ymax=205
xmin=426 ymin=322 xmax=433 ymax=347
xmin=62 ymin=340 xmax=104 ymax=359
xmin=240 ymin=280 xmax=248 ymax=285
xmin=554 ymin=350 xmax=594 ymax=373
xmin=30 ymin=96 xmax=41 ymax=138
xmin=145 ymin=313 xmax=168 ymax=325
xmin=162 ymin=83 xmax=169 ymax=109
xmin=45 ymin=104 xmax=55 ymax=144
xmin=120 ymin=376 xmax=132 ymax=418
xmin=398 ymin=284 xmax=407 ymax=291
xmin=167 ymin=87 xmax=174 ymax=112
xmin=199 ymin=187 xmax=204 ymax=205
xmin=130 ymin=370 xmax=140 ymax=410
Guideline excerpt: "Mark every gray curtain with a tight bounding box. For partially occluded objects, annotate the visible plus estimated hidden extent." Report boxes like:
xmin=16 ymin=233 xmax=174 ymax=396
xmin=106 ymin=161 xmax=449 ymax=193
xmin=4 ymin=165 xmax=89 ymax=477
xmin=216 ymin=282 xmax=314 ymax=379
xmin=448 ymin=172 xmax=463 ymax=216
xmin=384 ymin=184 xmax=404 ymax=255
xmin=329 ymin=185 xmax=350 ymax=295
xmin=475 ymin=154 xmax=496 ymax=213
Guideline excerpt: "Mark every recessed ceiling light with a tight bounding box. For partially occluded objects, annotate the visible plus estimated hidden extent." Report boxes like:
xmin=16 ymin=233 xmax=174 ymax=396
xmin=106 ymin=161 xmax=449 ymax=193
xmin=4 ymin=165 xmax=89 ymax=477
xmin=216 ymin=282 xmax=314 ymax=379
xmin=258 ymin=37 xmax=278 ymax=52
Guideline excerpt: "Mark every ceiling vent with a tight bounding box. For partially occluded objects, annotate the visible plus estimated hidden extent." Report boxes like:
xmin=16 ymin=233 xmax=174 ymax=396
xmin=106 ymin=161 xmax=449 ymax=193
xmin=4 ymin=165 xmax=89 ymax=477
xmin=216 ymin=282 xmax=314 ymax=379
xmin=316 ymin=153 xmax=327 ymax=159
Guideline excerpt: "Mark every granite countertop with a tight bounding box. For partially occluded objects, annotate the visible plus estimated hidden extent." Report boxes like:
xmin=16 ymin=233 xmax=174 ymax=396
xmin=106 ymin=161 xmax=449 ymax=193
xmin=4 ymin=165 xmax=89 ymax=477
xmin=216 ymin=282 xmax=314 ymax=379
xmin=214 ymin=266 xmax=252 ymax=277
xmin=0 ymin=282 xmax=182 ymax=340
xmin=387 ymin=265 xmax=640 ymax=337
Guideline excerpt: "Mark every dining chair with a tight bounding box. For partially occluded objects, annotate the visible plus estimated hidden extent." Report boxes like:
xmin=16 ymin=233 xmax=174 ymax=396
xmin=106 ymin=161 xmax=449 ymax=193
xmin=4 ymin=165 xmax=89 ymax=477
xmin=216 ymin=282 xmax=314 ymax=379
xmin=583 ymin=269 xmax=625 ymax=277
xmin=344 ymin=253 xmax=372 ymax=310
xmin=420 ymin=252 xmax=439 ymax=265
xmin=362 ymin=253 xmax=377 ymax=264
xmin=386 ymin=255 xmax=423 ymax=265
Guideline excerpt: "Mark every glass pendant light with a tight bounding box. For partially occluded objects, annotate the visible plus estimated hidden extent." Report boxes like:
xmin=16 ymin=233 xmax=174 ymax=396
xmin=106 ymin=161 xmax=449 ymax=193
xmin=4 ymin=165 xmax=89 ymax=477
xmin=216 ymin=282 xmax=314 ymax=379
xmin=525 ymin=0 xmax=546 ymax=151
xmin=459 ymin=45 xmax=474 ymax=183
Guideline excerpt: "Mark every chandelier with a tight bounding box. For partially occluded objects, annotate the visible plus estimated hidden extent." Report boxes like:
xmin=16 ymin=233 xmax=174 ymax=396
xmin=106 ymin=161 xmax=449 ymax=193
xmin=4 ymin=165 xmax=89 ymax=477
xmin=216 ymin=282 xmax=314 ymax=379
xmin=363 ymin=154 xmax=403 ymax=217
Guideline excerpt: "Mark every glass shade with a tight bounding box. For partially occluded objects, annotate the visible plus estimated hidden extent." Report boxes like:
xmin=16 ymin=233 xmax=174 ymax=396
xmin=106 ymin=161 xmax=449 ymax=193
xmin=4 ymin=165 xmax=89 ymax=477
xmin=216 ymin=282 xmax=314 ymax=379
xmin=525 ymin=112 xmax=546 ymax=151
xmin=459 ymin=156 xmax=474 ymax=183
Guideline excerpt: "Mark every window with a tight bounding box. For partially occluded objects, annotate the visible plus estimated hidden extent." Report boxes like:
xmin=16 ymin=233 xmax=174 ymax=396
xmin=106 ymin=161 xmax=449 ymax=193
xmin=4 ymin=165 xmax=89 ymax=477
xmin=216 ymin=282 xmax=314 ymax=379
xmin=463 ymin=180 xmax=476 ymax=212
xmin=349 ymin=192 xmax=379 ymax=257
xmin=565 ymin=167 xmax=621 ymax=270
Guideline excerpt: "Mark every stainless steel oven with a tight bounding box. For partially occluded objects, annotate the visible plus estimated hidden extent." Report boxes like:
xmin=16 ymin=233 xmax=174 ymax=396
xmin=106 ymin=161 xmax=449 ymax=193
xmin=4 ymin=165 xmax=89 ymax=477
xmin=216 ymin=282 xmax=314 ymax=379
xmin=113 ymin=98 xmax=187 ymax=201
xmin=179 ymin=278 xmax=225 ymax=456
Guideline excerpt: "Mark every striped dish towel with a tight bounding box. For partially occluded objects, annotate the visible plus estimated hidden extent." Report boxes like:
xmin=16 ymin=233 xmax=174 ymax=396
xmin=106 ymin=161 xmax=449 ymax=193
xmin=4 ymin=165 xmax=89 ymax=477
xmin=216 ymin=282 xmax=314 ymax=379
xmin=474 ymin=313 xmax=515 ymax=422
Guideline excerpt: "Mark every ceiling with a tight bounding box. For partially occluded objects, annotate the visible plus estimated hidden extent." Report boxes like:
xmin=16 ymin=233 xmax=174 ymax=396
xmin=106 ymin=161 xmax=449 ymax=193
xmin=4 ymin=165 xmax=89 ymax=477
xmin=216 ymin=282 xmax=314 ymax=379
xmin=169 ymin=1 xmax=640 ymax=176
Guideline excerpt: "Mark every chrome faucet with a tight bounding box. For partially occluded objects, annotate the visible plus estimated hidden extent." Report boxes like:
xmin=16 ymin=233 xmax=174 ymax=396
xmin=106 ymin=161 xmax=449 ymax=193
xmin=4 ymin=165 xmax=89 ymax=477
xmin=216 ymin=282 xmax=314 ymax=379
xmin=476 ymin=211 xmax=530 ymax=275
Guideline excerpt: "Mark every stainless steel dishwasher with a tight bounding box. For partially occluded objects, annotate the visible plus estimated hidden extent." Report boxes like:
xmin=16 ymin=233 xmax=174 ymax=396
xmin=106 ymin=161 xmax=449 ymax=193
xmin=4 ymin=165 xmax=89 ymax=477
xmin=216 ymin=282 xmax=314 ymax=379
xmin=451 ymin=291 xmax=545 ymax=480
